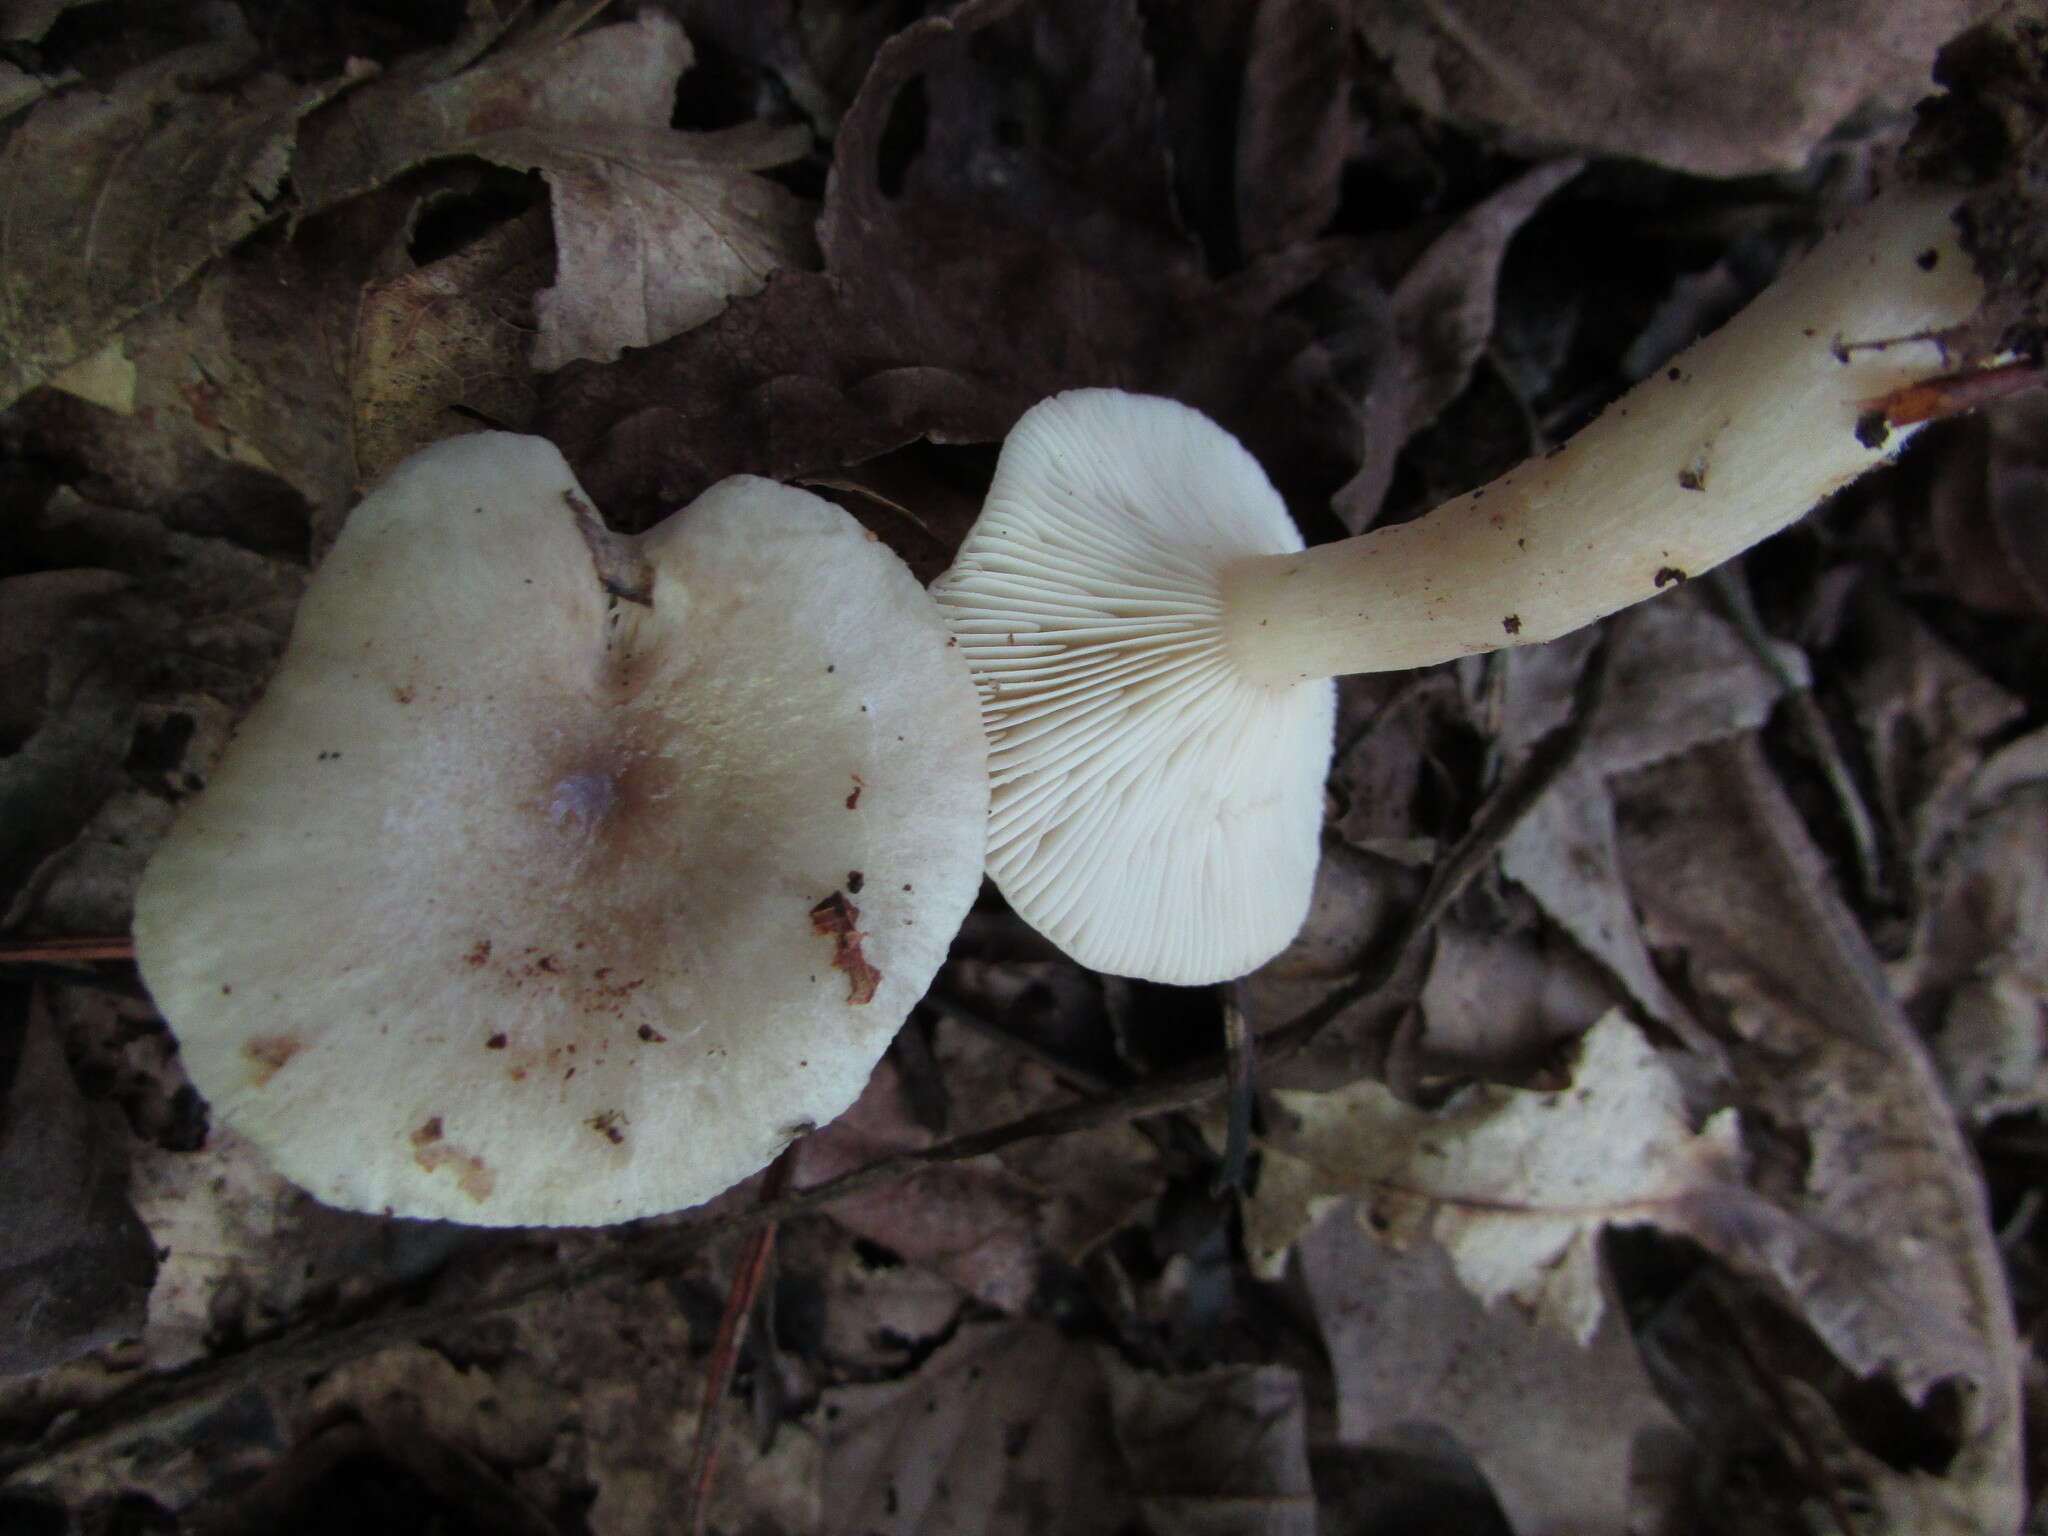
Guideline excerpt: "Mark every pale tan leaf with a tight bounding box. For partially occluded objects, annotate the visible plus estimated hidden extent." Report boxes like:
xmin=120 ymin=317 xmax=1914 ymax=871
xmin=514 ymin=120 xmax=816 ymax=369
xmin=295 ymin=10 xmax=814 ymax=370
xmin=1258 ymin=1011 xmax=1741 ymax=1343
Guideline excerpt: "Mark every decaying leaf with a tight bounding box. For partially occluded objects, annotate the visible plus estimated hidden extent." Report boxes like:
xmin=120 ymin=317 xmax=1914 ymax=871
xmin=0 ymin=34 xmax=343 ymax=407
xmin=0 ymin=986 xmax=157 ymax=1376
xmin=1246 ymin=1010 xmax=1740 ymax=1344
xmin=1357 ymin=0 xmax=1995 ymax=176
xmin=294 ymin=8 xmax=813 ymax=370
xmin=1103 ymin=1359 xmax=1317 ymax=1536
xmin=1331 ymin=158 xmax=1584 ymax=531
xmin=1613 ymin=737 xmax=2025 ymax=1531
xmin=1495 ymin=595 xmax=1810 ymax=1039
xmin=541 ymin=0 xmax=1366 ymax=527
xmin=349 ymin=205 xmax=553 ymax=489
xmin=1899 ymin=784 xmax=2048 ymax=1123
xmin=1298 ymin=1210 xmax=1680 ymax=1536
xmin=819 ymin=1319 xmax=1130 ymax=1536
xmin=796 ymin=1051 xmax=1045 ymax=1311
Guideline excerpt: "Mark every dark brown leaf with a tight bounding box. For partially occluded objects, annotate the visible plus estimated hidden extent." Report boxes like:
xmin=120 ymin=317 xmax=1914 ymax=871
xmin=0 ymin=985 xmax=157 ymax=1375
xmin=1333 ymin=158 xmax=1584 ymax=531
xmin=0 ymin=36 xmax=344 ymax=406
xmin=541 ymin=0 xmax=1365 ymax=529
xmin=1359 ymin=0 xmax=1996 ymax=177
xmin=1614 ymin=737 xmax=2024 ymax=1529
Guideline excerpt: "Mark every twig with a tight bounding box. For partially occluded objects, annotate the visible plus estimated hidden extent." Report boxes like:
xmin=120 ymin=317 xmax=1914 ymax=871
xmin=0 ymin=631 xmax=1618 ymax=1486
xmin=0 ymin=936 xmax=135 ymax=964
xmin=1212 ymin=980 xmax=1255 ymax=1195
xmin=1707 ymin=568 xmax=1890 ymax=906
xmin=681 ymin=1146 xmax=797 ymax=1536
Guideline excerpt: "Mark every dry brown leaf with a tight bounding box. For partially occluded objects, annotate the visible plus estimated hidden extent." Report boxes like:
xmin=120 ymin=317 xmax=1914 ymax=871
xmin=1236 ymin=0 xmax=1355 ymax=259
xmin=295 ymin=9 xmax=813 ymax=371
xmin=350 ymin=205 xmax=553 ymax=489
xmin=1613 ymin=737 xmax=2024 ymax=1531
xmin=3 ymin=488 xmax=303 ymax=931
xmin=0 ymin=570 xmax=130 ymax=752
xmin=818 ymin=1319 xmax=1130 ymax=1536
xmin=1494 ymin=595 xmax=1809 ymax=1038
xmin=0 ymin=0 xmax=89 ymax=41
xmin=1835 ymin=589 xmax=2025 ymax=873
xmin=0 ymin=986 xmax=158 ymax=1376
xmin=1247 ymin=1011 xmax=1741 ymax=1343
xmin=795 ymin=1053 xmax=1045 ymax=1312
xmin=1414 ymin=918 xmax=1621 ymax=1073
xmin=0 ymin=35 xmax=344 ymax=407
xmin=774 ymin=1214 xmax=967 ymax=1376
xmin=541 ymin=0 xmax=1366 ymax=528
xmin=1102 ymin=1360 xmax=1317 ymax=1536
xmin=1298 ymin=1209 xmax=1679 ymax=1536
xmin=1897 ymin=785 xmax=2048 ymax=1123
xmin=929 ymin=1016 xmax=1163 ymax=1265
xmin=1332 ymin=158 xmax=1584 ymax=531
xmin=1358 ymin=0 xmax=1992 ymax=176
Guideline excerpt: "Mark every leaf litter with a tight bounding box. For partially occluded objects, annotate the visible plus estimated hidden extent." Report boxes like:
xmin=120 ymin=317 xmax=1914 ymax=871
xmin=3 ymin=3 xmax=2048 ymax=1535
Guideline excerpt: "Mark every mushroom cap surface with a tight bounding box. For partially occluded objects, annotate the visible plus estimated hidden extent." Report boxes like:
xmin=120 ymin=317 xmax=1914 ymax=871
xmin=932 ymin=391 xmax=1335 ymax=984
xmin=134 ymin=433 xmax=988 ymax=1226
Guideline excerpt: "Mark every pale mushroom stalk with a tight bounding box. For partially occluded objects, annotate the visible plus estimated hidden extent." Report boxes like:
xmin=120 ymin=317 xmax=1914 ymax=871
xmin=935 ymin=185 xmax=1989 ymax=986
xmin=1222 ymin=187 xmax=1982 ymax=684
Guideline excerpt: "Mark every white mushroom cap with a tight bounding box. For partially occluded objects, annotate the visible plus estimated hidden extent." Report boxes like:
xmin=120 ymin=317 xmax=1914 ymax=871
xmin=134 ymin=433 xmax=988 ymax=1226
xmin=932 ymin=391 xmax=1335 ymax=985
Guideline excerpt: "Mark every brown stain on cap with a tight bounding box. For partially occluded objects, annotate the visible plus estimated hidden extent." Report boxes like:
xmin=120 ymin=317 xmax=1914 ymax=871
xmin=243 ymin=1034 xmax=304 ymax=1087
xmin=409 ymin=1116 xmax=495 ymax=1203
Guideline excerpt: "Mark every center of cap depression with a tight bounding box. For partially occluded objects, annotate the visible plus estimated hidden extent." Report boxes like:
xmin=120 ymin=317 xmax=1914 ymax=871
xmin=132 ymin=436 xmax=990 ymax=1228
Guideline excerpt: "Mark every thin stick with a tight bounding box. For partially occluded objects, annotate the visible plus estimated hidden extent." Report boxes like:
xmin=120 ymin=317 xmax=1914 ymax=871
xmin=681 ymin=1145 xmax=798 ymax=1536
xmin=1212 ymin=980 xmax=1255 ymax=1195
xmin=0 ymin=936 xmax=135 ymax=964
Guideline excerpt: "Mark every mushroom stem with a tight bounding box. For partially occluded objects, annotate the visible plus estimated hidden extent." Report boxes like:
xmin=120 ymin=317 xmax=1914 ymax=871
xmin=1221 ymin=188 xmax=1984 ymax=686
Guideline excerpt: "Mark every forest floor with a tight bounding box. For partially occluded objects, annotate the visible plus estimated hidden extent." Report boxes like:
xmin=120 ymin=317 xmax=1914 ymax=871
xmin=3 ymin=2 xmax=2048 ymax=1532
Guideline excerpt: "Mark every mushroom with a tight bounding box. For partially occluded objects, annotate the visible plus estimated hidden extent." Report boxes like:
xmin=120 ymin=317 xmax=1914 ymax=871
xmin=134 ymin=433 xmax=988 ymax=1226
xmin=934 ymin=187 xmax=1986 ymax=984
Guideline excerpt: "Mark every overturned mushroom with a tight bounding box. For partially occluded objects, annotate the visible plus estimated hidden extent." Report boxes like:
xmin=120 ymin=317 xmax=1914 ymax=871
xmin=935 ymin=187 xmax=1986 ymax=984
xmin=134 ymin=433 xmax=987 ymax=1226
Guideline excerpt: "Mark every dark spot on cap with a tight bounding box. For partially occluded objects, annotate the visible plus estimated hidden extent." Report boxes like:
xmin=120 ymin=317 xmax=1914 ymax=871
xmin=637 ymin=1024 xmax=667 ymax=1043
xmin=1502 ymin=614 xmax=1522 ymax=635
xmin=412 ymin=1117 xmax=444 ymax=1146
xmin=846 ymin=775 xmax=864 ymax=810
xmin=1654 ymin=567 xmax=1687 ymax=588
xmin=1916 ymin=247 xmax=1939 ymax=271
xmin=486 ymin=1033 xmax=508 ymax=1050
xmin=1854 ymin=410 xmax=1891 ymax=449
xmin=465 ymin=939 xmax=492 ymax=967
xmin=848 ymin=870 xmax=865 ymax=892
